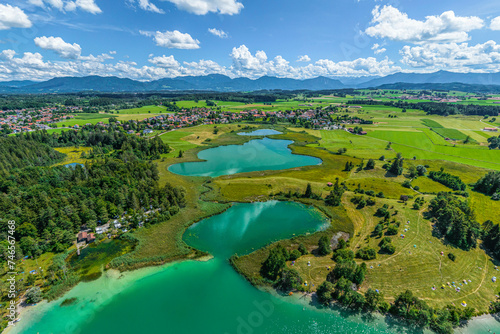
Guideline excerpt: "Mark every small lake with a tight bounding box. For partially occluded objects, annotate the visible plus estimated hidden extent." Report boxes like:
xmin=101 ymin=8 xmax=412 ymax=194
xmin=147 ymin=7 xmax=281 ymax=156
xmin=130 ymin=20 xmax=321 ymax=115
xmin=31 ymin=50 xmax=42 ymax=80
xmin=168 ymin=137 xmax=322 ymax=177
xmin=238 ymin=129 xmax=282 ymax=136
xmin=13 ymin=201 xmax=406 ymax=334
xmin=64 ymin=162 xmax=84 ymax=168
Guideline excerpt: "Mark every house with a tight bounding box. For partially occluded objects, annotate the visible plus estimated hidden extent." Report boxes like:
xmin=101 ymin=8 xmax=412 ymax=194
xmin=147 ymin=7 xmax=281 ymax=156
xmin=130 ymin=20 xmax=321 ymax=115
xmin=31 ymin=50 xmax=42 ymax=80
xmin=77 ymin=231 xmax=96 ymax=244
xmin=484 ymin=127 xmax=498 ymax=132
xmin=95 ymin=223 xmax=109 ymax=235
xmin=143 ymin=129 xmax=154 ymax=134
xmin=87 ymin=233 xmax=96 ymax=243
xmin=77 ymin=231 xmax=88 ymax=243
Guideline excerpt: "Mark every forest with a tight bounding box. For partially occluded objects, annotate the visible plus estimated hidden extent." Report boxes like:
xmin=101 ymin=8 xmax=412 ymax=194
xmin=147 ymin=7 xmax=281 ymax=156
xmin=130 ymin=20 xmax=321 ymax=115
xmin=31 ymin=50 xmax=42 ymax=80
xmin=23 ymin=127 xmax=170 ymax=160
xmin=428 ymin=193 xmax=480 ymax=250
xmin=0 ymin=136 xmax=65 ymax=175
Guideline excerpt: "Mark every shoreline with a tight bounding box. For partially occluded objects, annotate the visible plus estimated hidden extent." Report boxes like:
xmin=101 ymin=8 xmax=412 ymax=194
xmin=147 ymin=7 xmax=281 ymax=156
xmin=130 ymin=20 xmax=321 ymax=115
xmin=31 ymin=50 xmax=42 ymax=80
xmin=3 ymin=255 xmax=214 ymax=334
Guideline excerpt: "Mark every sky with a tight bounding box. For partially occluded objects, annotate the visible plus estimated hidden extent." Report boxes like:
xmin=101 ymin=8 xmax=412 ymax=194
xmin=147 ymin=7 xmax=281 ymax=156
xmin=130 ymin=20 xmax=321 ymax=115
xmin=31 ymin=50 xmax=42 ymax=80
xmin=0 ymin=0 xmax=500 ymax=81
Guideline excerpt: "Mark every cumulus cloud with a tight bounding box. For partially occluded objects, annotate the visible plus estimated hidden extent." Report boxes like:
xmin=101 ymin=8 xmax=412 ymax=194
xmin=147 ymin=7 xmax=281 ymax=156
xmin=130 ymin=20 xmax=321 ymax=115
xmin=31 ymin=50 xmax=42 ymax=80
xmin=228 ymin=45 xmax=400 ymax=79
xmin=208 ymin=28 xmax=228 ymax=38
xmin=491 ymin=17 xmax=500 ymax=31
xmin=0 ymin=4 xmax=32 ymax=30
xmin=371 ymin=43 xmax=386 ymax=54
xmin=148 ymin=55 xmax=180 ymax=68
xmin=0 ymin=44 xmax=404 ymax=82
xmin=141 ymin=30 xmax=200 ymax=49
xmin=400 ymin=41 xmax=500 ymax=72
xmin=34 ymin=36 xmax=82 ymax=59
xmin=162 ymin=0 xmax=243 ymax=15
xmin=31 ymin=0 xmax=102 ymax=14
xmin=297 ymin=55 xmax=311 ymax=62
xmin=366 ymin=5 xmax=483 ymax=43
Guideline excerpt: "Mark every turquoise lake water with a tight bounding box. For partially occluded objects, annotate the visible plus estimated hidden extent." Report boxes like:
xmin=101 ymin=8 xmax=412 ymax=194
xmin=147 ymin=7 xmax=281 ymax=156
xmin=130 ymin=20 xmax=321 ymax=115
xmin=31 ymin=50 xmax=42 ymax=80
xmin=64 ymin=162 xmax=84 ymax=168
xmin=238 ymin=129 xmax=282 ymax=136
xmin=13 ymin=201 xmax=419 ymax=334
xmin=168 ymin=137 xmax=322 ymax=177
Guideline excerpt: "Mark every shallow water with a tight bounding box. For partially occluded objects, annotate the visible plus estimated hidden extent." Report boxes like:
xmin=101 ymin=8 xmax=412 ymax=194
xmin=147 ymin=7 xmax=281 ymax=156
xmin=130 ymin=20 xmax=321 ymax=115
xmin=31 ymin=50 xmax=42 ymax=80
xmin=12 ymin=202 xmax=396 ymax=334
xmin=238 ymin=129 xmax=282 ymax=136
xmin=12 ymin=201 xmax=497 ymax=334
xmin=168 ymin=137 xmax=322 ymax=177
xmin=64 ymin=162 xmax=84 ymax=168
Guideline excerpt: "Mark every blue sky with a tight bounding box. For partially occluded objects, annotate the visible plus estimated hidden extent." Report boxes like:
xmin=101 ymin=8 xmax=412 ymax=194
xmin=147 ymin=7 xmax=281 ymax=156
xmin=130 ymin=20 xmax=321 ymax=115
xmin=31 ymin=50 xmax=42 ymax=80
xmin=0 ymin=0 xmax=500 ymax=81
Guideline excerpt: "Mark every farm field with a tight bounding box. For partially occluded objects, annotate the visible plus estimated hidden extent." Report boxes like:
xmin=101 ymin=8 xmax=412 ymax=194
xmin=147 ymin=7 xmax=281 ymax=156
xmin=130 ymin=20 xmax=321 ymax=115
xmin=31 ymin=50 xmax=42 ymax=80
xmin=116 ymin=105 xmax=168 ymax=114
xmin=56 ymin=113 xmax=113 ymax=127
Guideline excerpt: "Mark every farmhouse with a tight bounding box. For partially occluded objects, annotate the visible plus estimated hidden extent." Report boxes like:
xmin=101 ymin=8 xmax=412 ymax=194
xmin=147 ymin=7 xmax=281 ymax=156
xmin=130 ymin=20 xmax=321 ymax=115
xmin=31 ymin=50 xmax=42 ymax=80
xmin=483 ymin=127 xmax=498 ymax=132
xmin=77 ymin=231 xmax=95 ymax=244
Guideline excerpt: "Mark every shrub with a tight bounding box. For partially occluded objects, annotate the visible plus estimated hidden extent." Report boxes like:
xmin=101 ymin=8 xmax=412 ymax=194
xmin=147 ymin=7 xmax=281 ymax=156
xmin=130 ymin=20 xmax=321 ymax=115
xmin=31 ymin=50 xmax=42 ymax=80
xmin=379 ymin=237 xmax=396 ymax=254
xmin=289 ymin=249 xmax=302 ymax=261
xmin=386 ymin=225 xmax=398 ymax=236
xmin=333 ymin=249 xmax=354 ymax=263
xmin=356 ymin=247 xmax=377 ymax=260
xmin=448 ymin=253 xmax=456 ymax=261
xmin=298 ymin=243 xmax=308 ymax=255
xmin=318 ymin=236 xmax=331 ymax=256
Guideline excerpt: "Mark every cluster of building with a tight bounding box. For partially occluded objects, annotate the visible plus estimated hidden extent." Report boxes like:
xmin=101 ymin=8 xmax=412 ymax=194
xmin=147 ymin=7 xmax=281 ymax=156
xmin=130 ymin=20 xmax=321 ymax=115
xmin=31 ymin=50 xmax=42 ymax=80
xmin=0 ymin=108 xmax=75 ymax=134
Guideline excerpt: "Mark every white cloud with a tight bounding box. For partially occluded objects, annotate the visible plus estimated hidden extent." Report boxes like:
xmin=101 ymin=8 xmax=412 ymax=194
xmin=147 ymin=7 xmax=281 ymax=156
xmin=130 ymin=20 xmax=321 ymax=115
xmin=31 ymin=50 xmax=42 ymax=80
xmin=0 ymin=44 xmax=405 ymax=82
xmin=34 ymin=36 xmax=82 ymax=59
xmin=148 ymin=55 xmax=180 ymax=68
xmin=491 ymin=17 xmax=500 ymax=31
xmin=208 ymin=28 xmax=228 ymax=38
xmin=400 ymin=41 xmax=500 ymax=72
xmin=64 ymin=1 xmax=77 ymax=11
xmin=74 ymin=0 xmax=102 ymax=14
xmin=366 ymin=5 xmax=484 ymax=43
xmin=297 ymin=55 xmax=311 ymax=62
xmin=129 ymin=0 xmax=164 ymax=13
xmin=374 ymin=48 xmax=386 ymax=54
xmin=0 ymin=4 xmax=32 ymax=30
xmin=29 ymin=0 xmax=45 ymax=6
xmin=141 ymin=30 xmax=200 ymax=49
xmin=47 ymin=0 xmax=65 ymax=10
xmin=162 ymin=0 xmax=243 ymax=15
xmin=228 ymin=45 xmax=400 ymax=79
xmin=32 ymin=0 xmax=102 ymax=14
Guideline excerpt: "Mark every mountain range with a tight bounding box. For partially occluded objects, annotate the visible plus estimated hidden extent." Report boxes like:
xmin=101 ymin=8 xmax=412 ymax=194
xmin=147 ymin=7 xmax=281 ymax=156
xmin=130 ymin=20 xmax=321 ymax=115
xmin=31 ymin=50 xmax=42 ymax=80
xmin=2 ymin=71 xmax=500 ymax=93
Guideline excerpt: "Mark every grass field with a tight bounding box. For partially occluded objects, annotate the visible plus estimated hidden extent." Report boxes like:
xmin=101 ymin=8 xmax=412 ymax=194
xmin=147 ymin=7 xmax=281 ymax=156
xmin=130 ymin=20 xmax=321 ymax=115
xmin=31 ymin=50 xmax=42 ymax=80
xmin=116 ymin=105 xmax=168 ymax=114
xmin=56 ymin=113 xmax=113 ymax=127
xmin=53 ymin=147 xmax=92 ymax=165
xmin=432 ymin=128 xmax=469 ymax=141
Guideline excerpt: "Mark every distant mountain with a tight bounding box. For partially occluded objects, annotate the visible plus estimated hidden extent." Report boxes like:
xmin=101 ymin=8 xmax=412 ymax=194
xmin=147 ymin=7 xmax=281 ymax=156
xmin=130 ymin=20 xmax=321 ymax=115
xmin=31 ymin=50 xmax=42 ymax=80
xmin=0 ymin=80 xmax=36 ymax=88
xmin=375 ymin=82 xmax=500 ymax=94
xmin=0 ymin=74 xmax=344 ymax=93
xmin=357 ymin=71 xmax=500 ymax=88
xmin=24 ymin=76 xmax=148 ymax=93
xmin=2 ymin=71 xmax=500 ymax=93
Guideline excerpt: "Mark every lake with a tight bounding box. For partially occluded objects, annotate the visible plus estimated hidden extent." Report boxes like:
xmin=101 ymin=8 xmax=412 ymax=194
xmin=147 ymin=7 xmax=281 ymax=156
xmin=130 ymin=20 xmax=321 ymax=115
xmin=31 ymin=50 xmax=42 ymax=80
xmin=168 ymin=137 xmax=322 ymax=177
xmin=238 ymin=129 xmax=282 ymax=136
xmin=64 ymin=162 xmax=84 ymax=168
xmin=13 ymin=201 xmax=405 ymax=334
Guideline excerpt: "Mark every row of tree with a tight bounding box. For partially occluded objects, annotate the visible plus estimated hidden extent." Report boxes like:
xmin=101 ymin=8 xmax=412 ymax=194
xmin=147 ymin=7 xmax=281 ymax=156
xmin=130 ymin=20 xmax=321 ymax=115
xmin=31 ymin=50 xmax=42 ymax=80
xmin=428 ymin=170 xmax=467 ymax=191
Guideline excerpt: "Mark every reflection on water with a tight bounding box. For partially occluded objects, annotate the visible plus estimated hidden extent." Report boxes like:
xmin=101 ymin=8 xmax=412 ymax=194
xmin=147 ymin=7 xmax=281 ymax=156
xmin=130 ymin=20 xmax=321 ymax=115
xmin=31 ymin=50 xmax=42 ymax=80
xmin=169 ymin=138 xmax=321 ymax=177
